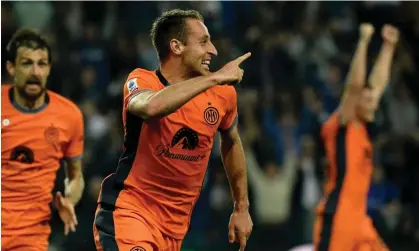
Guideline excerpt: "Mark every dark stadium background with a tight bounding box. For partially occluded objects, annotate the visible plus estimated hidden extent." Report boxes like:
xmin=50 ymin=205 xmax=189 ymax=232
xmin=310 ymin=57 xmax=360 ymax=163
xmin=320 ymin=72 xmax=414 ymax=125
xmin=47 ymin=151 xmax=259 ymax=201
xmin=2 ymin=1 xmax=419 ymax=251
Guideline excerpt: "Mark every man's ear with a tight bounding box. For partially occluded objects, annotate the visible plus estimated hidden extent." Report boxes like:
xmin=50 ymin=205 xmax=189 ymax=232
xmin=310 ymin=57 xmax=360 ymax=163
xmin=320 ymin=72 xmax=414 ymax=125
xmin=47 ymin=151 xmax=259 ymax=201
xmin=169 ymin=39 xmax=185 ymax=56
xmin=6 ymin=61 xmax=15 ymax=77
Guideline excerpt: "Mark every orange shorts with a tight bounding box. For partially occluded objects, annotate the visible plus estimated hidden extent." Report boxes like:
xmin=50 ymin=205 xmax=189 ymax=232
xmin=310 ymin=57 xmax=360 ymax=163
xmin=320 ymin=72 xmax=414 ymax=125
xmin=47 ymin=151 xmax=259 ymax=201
xmin=313 ymin=213 xmax=389 ymax=251
xmin=1 ymin=231 xmax=49 ymax=251
xmin=93 ymin=203 xmax=183 ymax=251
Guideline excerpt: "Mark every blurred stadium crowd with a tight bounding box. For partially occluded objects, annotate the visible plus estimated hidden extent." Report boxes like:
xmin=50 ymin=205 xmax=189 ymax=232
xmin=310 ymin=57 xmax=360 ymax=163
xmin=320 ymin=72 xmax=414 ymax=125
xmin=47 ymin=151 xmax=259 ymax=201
xmin=2 ymin=1 xmax=419 ymax=251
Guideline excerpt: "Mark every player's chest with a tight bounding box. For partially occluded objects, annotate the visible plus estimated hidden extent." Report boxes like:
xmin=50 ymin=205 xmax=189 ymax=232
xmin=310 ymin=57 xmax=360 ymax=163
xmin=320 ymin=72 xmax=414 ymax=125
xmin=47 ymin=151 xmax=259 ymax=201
xmin=164 ymin=96 xmax=225 ymax=137
xmin=1 ymin=112 xmax=70 ymax=155
xmin=348 ymin=126 xmax=373 ymax=169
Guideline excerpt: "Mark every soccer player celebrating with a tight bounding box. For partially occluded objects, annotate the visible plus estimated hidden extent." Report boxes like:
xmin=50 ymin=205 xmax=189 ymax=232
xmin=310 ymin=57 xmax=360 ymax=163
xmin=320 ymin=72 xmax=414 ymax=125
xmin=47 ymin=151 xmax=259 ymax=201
xmin=313 ymin=23 xmax=399 ymax=251
xmin=93 ymin=9 xmax=253 ymax=251
xmin=1 ymin=29 xmax=85 ymax=250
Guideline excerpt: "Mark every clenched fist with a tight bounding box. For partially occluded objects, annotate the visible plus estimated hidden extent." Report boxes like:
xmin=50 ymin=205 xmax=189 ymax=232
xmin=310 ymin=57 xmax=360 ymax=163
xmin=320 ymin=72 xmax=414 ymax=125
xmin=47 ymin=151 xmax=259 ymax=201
xmin=381 ymin=24 xmax=400 ymax=45
xmin=360 ymin=23 xmax=375 ymax=42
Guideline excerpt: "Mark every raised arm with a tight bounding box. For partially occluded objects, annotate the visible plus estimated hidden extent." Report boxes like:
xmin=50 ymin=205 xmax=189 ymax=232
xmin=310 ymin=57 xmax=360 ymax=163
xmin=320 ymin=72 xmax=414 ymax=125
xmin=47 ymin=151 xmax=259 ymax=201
xmin=338 ymin=23 xmax=374 ymax=124
xmin=367 ymin=24 xmax=400 ymax=113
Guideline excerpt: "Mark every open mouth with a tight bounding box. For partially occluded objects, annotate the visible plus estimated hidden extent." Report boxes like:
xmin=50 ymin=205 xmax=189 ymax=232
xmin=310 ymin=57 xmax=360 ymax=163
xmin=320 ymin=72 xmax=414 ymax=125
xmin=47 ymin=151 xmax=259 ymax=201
xmin=26 ymin=79 xmax=41 ymax=86
xmin=201 ymin=59 xmax=211 ymax=70
xmin=25 ymin=79 xmax=42 ymax=92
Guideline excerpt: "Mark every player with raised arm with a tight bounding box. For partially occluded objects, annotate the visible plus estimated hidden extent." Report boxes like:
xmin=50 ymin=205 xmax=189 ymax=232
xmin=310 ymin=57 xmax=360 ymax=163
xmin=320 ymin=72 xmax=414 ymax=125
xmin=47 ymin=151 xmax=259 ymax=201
xmin=93 ymin=9 xmax=252 ymax=251
xmin=1 ymin=29 xmax=85 ymax=250
xmin=313 ymin=23 xmax=399 ymax=251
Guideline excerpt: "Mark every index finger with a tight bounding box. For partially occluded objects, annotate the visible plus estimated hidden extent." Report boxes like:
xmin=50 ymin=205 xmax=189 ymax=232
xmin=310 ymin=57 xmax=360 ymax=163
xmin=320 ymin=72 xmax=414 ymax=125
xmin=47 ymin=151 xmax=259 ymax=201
xmin=64 ymin=224 xmax=69 ymax=236
xmin=239 ymin=236 xmax=247 ymax=251
xmin=235 ymin=52 xmax=251 ymax=65
xmin=70 ymin=210 xmax=78 ymax=225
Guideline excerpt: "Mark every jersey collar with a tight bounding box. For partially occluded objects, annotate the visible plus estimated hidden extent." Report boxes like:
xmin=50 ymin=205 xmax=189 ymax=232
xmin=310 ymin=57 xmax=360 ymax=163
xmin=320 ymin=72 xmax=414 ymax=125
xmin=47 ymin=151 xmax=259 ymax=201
xmin=9 ymin=87 xmax=50 ymax=114
xmin=155 ymin=69 xmax=170 ymax=87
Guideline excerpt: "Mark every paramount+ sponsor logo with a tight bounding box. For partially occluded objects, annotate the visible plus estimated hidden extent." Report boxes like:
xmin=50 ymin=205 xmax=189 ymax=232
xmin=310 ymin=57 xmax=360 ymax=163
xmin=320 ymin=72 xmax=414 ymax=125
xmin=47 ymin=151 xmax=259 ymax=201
xmin=154 ymin=127 xmax=205 ymax=162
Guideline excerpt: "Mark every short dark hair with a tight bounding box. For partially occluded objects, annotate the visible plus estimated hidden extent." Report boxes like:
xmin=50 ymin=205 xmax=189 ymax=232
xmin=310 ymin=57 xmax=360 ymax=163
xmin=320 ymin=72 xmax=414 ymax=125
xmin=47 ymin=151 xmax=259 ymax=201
xmin=6 ymin=28 xmax=51 ymax=64
xmin=150 ymin=9 xmax=204 ymax=61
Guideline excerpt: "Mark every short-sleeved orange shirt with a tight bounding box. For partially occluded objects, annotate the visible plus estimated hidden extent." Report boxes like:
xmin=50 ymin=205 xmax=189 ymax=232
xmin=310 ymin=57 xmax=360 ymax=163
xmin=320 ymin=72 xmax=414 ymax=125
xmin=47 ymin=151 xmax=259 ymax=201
xmin=99 ymin=68 xmax=238 ymax=239
xmin=1 ymin=85 xmax=84 ymax=235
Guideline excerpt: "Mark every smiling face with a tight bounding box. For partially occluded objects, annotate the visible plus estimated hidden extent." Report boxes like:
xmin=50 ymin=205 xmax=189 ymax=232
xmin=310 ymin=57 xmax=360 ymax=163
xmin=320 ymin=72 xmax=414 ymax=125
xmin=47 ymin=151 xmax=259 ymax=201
xmin=180 ymin=19 xmax=218 ymax=77
xmin=7 ymin=46 xmax=51 ymax=102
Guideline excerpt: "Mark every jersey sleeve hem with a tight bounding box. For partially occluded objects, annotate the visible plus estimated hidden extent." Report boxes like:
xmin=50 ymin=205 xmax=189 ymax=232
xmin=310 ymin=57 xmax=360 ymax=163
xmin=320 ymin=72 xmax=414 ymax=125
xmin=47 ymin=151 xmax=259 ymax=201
xmin=128 ymin=89 xmax=153 ymax=103
xmin=218 ymin=115 xmax=238 ymax=134
xmin=63 ymin=154 xmax=83 ymax=162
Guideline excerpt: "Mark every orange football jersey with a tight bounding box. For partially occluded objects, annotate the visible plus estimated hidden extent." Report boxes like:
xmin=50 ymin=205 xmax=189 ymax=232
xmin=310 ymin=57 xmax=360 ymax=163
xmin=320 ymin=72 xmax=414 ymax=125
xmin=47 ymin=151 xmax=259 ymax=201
xmin=317 ymin=112 xmax=374 ymax=216
xmin=1 ymin=85 xmax=84 ymax=236
xmin=314 ymin=112 xmax=387 ymax=251
xmin=98 ymin=68 xmax=238 ymax=239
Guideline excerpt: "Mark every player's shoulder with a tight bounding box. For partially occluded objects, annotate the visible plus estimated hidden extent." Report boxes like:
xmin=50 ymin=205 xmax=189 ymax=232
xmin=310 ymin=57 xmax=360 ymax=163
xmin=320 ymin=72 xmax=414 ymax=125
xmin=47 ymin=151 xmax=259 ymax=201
xmin=323 ymin=111 xmax=339 ymax=126
xmin=2 ymin=84 xmax=12 ymax=97
xmin=209 ymin=84 xmax=237 ymax=102
xmin=211 ymin=84 xmax=236 ymax=94
xmin=321 ymin=111 xmax=340 ymax=138
xmin=2 ymin=84 xmax=12 ymax=91
xmin=47 ymin=90 xmax=82 ymax=118
xmin=127 ymin=68 xmax=158 ymax=81
xmin=1 ymin=84 xmax=12 ymax=107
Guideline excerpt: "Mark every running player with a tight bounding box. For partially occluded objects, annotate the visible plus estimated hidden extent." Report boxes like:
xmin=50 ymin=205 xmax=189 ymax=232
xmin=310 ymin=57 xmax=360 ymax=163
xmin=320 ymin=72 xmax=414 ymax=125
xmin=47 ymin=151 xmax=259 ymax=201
xmin=1 ymin=29 xmax=85 ymax=251
xmin=313 ymin=23 xmax=400 ymax=251
xmin=93 ymin=9 xmax=253 ymax=251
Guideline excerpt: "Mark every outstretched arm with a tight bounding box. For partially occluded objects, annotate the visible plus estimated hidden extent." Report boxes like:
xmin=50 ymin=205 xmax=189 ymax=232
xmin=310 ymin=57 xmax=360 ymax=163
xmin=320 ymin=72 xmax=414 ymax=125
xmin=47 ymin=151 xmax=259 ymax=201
xmin=129 ymin=75 xmax=218 ymax=120
xmin=129 ymin=53 xmax=251 ymax=120
xmin=338 ymin=23 xmax=374 ymax=124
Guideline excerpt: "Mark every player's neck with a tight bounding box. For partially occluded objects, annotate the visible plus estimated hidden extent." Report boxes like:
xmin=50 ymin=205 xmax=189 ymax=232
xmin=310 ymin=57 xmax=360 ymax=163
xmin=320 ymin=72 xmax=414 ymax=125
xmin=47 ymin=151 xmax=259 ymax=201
xmin=13 ymin=88 xmax=46 ymax=110
xmin=160 ymin=60 xmax=189 ymax=84
xmin=353 ymin=117 xmax=365 ymax=127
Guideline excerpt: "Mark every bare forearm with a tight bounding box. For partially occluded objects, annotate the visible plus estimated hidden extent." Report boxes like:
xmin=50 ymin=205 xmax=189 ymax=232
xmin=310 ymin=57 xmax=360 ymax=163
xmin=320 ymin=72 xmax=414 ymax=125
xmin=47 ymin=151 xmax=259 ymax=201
xmin=345 ymin=39 xmax=370 ymax=91
xmin=368 ymin=43 xmax=396 ymax=96
xmin=64 ymin=176 xmax=84 ymax=205
xmin=67 ymin=165 xmax=82 ymax=181
xmin=338 ymin=37 xmax=370 ymax=123
xmin=133 ymin=75 xmax=218 ymax=118
xmin=65 ymin=162 xmax=84 ymax=205
xmin=221 ymin=137 xmax=249 ymax=212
